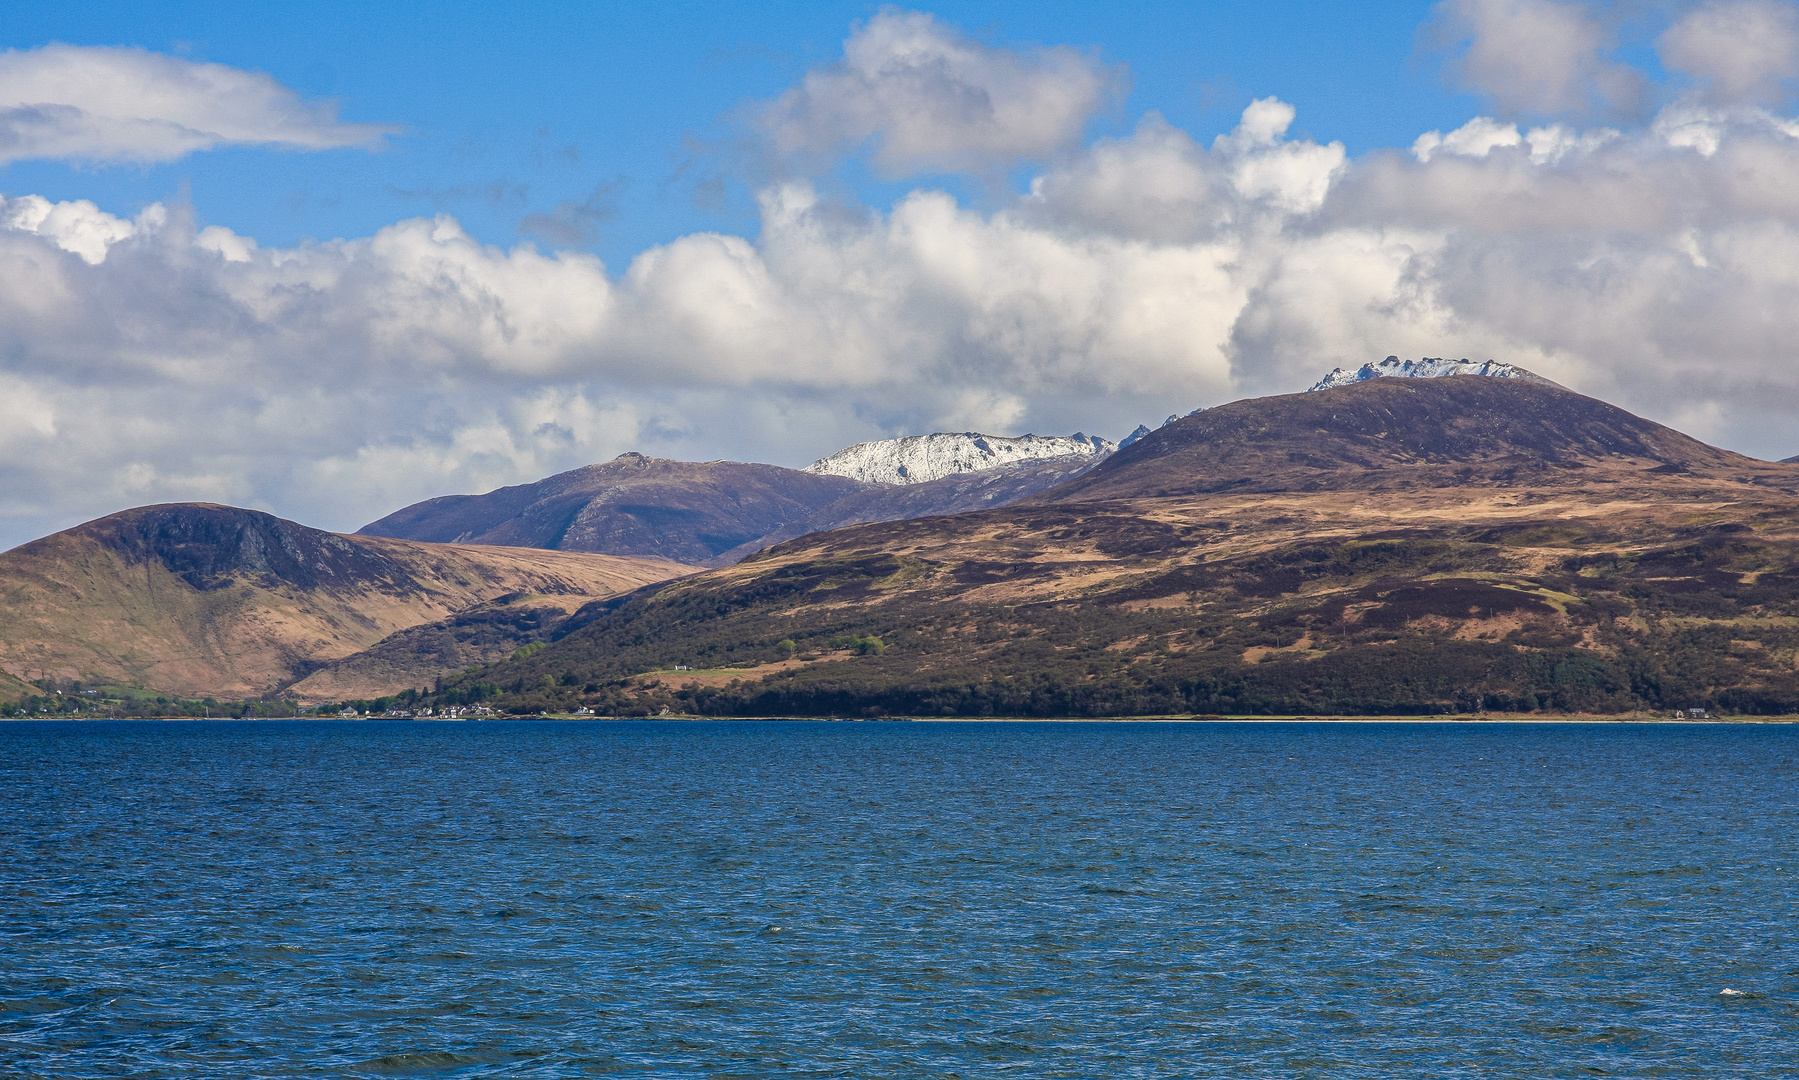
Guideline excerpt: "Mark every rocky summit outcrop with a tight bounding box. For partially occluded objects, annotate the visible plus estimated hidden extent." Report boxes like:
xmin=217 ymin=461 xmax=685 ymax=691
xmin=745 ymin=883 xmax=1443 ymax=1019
xmin=1308 ymin=355 xmax=1561 ymax=393
xmin=0 ymin=503 xmax=687 ymax=700
xmin=803 ymin=431 xmax=1115 ymax=485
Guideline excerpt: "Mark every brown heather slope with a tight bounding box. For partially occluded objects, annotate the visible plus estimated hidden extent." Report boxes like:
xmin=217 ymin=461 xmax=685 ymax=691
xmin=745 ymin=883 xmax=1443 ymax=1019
xmin=701 ymin=456 xmax=1104 ymax=565
xmin=282 ymin=590 xmax=608 ymax=701
xmin=1044 ymin=376 xmax=1774 ymax=501
xmin=428 ymin=378 xmax=1799 ymax=717
xmin=360 ymin=451 xmax=1109 ymax=567
xmin=0 ymin=503 xmax=689 ymax=701
xmin=358 ymin=453 xmax=866 ymax=564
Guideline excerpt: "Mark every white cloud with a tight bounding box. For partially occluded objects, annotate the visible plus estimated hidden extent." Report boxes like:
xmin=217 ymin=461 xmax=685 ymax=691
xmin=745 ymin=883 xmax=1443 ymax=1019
xmin=196 ymin=225 xmax=257 ymax=263
xmin=9 ymin=12 xmax=1799 ymax=550
xmin=0 ymin=193 xmax=147 ymax=263
xmin=0 ymin=44 xmax=393 ymax=165
xmin=1016 ymin=102 xmax=1345 ymax=236
xmin=0 ymin=101 xmax=1292 ymax=547
xmin=754 ymin=9 xmax=1124 ymax=177
xmin=1412 ymin=116 xmax=1620 ymax=165
xmin=1018 ymin=114 xmax=1226 ymax=242
xmin=1215 ymin=98 xmax=1347 ymax=213
xmin=1660 ymin=1 xmax=1799 ymax=105
xmin=1427 ymin=0 xmax=1646 ymax=117
xmin=1414 ymin=116 xmax=1521 ymax=161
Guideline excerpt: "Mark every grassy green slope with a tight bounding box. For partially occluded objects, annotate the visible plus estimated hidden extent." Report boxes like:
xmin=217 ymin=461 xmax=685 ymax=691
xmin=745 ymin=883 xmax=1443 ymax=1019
xmin=0 ymin=668 xmax=37 ymax=704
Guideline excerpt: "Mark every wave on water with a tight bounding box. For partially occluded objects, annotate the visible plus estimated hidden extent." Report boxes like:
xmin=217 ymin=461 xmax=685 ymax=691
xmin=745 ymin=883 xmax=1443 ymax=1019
xmin=2 ymin=720 xmax=1794 ymax=1078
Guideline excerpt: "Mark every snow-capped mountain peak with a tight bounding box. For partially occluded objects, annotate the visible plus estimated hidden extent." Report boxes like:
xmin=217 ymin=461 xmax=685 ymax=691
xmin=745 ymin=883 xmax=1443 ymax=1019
xmin=1118 ymin=424 xmax=1154 ymax=449
xmin=805 ymin=431 xmax=1115 ymax=486
xmin=1308 ymin=356 xmax=1561 ymax=392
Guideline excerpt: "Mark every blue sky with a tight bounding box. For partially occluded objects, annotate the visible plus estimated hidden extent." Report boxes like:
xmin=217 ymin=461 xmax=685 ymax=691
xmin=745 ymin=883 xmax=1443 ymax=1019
xmin=6 ymin=1 xmax=1469 ymax=265
xmin=4 ymin=0 xmax=1799 ymax=547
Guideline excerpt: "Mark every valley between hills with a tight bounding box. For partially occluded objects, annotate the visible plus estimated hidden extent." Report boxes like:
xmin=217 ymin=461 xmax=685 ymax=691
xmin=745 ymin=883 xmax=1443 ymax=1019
xmin=9 ymin=368 xmax=1799 ymax=718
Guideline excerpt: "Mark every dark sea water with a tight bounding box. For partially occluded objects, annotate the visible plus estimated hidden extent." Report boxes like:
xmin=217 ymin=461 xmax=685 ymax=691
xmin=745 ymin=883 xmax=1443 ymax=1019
xmin=1 ymin=720 xmax=1794 ymax=1078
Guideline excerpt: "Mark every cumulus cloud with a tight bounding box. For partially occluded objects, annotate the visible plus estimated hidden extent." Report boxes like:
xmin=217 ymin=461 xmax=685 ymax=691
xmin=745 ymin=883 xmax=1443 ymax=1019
xmin=1427 ymin=0 xmax=1647 ymax=117
xmin=754 ymin=8 xmax=1124 ymax=177
xmin=0 ymin=44 xmax=394 ymax=165
xmin=8 ymin=9 xmax=1799 ymax=550
xmin=1660 ymin=0 xmax=1799 ymax=105
xmin=0 ymin=97 xmax=1328 ymax=546
xmin=0 ymin=193 xmax=149 ymax=263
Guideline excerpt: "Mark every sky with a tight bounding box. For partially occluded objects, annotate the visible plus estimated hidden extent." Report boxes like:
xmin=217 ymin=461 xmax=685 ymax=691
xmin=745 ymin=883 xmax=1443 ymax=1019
xmin=4 ymin=0 xmax=1799 ymax=549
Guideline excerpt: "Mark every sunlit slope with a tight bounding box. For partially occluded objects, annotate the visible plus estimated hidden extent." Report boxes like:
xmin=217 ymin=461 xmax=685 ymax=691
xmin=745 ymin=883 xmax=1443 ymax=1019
xmin=0 ymin=504 xmax=688 ymax=699
xmin=426 ymin=379 xmax=1799 ymax=716
xmin=1044 ymin=376 xmax=1768 ymax=502
xmin=358 ymin=454 xmax=865 ymax=564
xmin=360 ymin=450 xmax=1110 ymax=568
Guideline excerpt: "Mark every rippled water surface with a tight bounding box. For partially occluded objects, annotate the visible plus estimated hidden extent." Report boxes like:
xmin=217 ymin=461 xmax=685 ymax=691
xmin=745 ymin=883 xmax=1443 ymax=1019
xmin=2 ymin=720 xmax=1795 ymax=1078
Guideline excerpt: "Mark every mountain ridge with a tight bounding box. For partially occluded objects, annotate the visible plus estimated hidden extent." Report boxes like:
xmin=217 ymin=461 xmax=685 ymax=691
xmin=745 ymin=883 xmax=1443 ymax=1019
xmin=362 ymin=447 xmax=1119 ymax=568
xmin=359 ymin=454 xmax=865 ymax=564
xmin=1307 ymin=355 xmax=1561 ymax=392
xmin=417 ymin=377 xmax=1799 ymax=718
xmin=16 ymin=372 xmax=1799 ymax=714
xmin=804 ymin=431 xmax=1114 ymax=485
xmin=1041 ymin=376 xmax=1772 ymax=504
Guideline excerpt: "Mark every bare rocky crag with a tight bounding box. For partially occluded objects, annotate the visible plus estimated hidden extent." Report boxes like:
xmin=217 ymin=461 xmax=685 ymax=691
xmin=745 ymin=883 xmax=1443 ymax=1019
xmin=0 ymin=503 xmax=687 ymax=701
xmin=803 ymin=431 xmax=1114 ymax=485
xmin=1307 ymin=356 xmax=1562 ymax=392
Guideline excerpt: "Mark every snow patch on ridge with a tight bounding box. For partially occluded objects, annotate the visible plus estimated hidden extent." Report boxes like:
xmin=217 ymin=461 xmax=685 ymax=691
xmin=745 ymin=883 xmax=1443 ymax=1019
xmin=805 ymin=431 xmax=1115 ymax=486
xmin=1308 ymin=356 xmax=1561 ymax=392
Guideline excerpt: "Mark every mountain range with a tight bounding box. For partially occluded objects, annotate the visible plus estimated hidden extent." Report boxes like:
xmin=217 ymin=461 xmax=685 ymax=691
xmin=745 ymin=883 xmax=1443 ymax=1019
xmin=360 ymin=438 xmax=1117 ymax=567
xmin=424 ymin=376 xmax=1799 ymax=717
xmin=12 ymin=359 xmax=1799 ymax=716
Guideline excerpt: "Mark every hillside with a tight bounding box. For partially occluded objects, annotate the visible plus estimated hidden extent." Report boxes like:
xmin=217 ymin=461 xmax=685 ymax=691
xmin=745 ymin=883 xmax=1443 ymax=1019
xmin=0 ymin=504 xmax=687 ymax=701
xmin=704 ymin=456 xmax=1104 ymax=564
xmin=363 ymin=449 xmax=1112 ymax=567
xmin=358 ymin=453 xmax=865 ymax=564
xmin=1044 ymin=376 xmax=1770 ymax=502
xmin=284 ymin=592 xmax=599 ymax=701
xmin=422 ymin=378 xmax=1799 ymax=717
